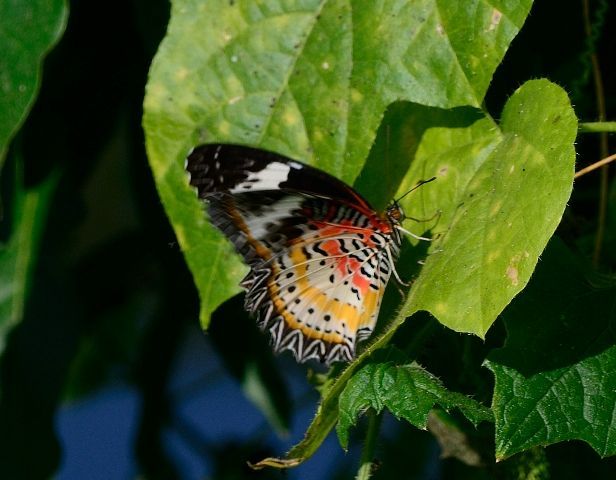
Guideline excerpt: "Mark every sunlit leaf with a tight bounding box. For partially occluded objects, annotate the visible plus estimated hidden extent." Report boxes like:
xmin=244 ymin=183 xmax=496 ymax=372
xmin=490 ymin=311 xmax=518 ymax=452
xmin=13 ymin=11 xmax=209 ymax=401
xmin=143 ymin=0 xmax=533 ymax=327
xmin=399 ymin=79 xmax=577 ymax=336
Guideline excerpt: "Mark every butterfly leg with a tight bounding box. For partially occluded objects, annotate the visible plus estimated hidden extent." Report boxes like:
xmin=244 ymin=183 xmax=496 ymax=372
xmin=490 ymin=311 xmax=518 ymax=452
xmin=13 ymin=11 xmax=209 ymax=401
xmin=386 ymin=244 xmax=410 ymax=288
xmin=405 ymin=208 xmax=442 ymax=224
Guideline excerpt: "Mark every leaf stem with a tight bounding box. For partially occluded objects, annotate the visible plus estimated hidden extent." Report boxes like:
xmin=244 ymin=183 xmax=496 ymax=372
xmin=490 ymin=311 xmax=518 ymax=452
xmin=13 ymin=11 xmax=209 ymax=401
xmin=355 ymin=410 xmax=383 ymax=480
xmin=578 ymin=121 xmax=616 ymax=133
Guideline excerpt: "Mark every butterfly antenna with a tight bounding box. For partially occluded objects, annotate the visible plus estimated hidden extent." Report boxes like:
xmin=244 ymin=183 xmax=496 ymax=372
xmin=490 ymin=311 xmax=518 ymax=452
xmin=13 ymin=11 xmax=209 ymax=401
xmin=395 ymin=176 xmax=437 ymax=203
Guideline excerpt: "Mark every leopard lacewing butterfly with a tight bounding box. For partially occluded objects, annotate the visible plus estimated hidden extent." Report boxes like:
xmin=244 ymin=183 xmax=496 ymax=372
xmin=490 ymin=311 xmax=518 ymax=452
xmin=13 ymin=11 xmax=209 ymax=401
xmin=186 ymin=144 xmax=429 ymax=365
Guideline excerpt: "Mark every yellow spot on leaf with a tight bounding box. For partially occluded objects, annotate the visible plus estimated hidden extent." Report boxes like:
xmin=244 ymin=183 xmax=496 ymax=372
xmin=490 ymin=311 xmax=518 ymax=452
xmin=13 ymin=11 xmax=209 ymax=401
xmin=486 ymin=250 xmax=501 ymax=263
xmin=434 ymin=302 xmax=447 ymax=315
xmin=351 ymin=89 xmax=363 ymax=103
xmin=176 ymin=67 xmax=189 ymax=81
xmin=468 ymin=179 xmax=481 ymax=192
xmin=226 ymin=76 xmax=242 ymax=93
xmin=490 ymin=201 xmax=502 ymax=217
xmin=219 ymin=120 xmax=231 ymax=135
xmin=147 ymin=82 xmax=166 ymax=101
xmin=283 ymin=109 xmax=299 ymax=125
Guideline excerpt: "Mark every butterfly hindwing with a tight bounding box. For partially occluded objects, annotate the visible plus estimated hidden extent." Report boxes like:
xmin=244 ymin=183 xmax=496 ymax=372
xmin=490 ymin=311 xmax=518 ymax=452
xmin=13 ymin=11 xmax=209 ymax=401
xmin=186 ymin=144 xmax=400 ymax=364
xmin=262 ymin=215 xmax=395 ymax=363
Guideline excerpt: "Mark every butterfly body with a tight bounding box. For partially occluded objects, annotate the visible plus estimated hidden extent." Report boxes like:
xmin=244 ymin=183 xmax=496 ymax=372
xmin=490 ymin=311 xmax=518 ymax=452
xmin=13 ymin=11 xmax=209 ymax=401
xmin=186 ymin=144 xmax=405 ymax=364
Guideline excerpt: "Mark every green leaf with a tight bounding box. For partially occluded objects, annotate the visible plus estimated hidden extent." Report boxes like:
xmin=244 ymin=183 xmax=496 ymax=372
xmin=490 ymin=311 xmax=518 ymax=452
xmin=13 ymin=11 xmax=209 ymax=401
xmin=399 ymin=78 xmax=577 ymax=336
xmin=0 ymin=168 xmax=56 ymax=356
xmin=336 ymin=349 xmax=492 ymax=449
xmin=143 ymin=0 xmax=533 ymax=328
xmin=484 ymin=239 xmax=616 ymax=460
xmin=0 ymin=0 xmax=68 ymax=163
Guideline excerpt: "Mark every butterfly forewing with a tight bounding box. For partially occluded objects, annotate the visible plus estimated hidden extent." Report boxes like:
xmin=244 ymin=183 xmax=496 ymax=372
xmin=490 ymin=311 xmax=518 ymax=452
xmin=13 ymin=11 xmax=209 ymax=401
xmin=186 ymin=144 xmax=400 ymax=365
xmin=187 ymin=144 xmax=371 ymax=208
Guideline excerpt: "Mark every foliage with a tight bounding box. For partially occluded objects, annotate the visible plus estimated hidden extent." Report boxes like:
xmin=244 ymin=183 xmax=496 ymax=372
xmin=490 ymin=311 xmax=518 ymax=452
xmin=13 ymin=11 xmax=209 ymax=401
xmin=0 ymin=0 xmax=67 ymax=362
xmin=143 ymin=0 xmax=534 ymax=328
xmin=0 ymin=0 xmax=67 ymax=162
xmin=485 ymin=239 xmax=616 ymax=459
xmin=0 ymin=0 xmax=615 ymax=478
xmin=336 ymin=347 xmax=493 ymax=449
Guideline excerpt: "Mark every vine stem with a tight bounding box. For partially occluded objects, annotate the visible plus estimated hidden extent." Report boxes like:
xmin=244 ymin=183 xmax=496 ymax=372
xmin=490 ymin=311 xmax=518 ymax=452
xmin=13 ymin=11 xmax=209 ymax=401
xmin=575 ymin=153 xmax=616 ymax=178
xmin=355 ymin=410 xmax=383 ymax=480
xmin=581 ymin=0 xmax=610 ymax=265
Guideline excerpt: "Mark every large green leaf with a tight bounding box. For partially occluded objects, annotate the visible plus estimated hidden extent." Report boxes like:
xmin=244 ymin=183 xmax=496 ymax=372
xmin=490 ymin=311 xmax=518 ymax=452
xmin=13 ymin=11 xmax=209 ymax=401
xmin=336 ymin=348 xmax=492 ymax=449
xmin=143 ymin=0 xmax=533 ymax=327
xmin=484 ymin=239 xmax=616 ymax=460
xmin=0 ymin=0 xmax=68 ymax=163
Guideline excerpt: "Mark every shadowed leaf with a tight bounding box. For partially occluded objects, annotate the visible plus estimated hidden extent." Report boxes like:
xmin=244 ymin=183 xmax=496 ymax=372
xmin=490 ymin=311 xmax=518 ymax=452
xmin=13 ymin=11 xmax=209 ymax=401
xmin=0 ymin=0 xmax=68 ymax=164
xmin=336 ymin=348 xmax=492 ymax=449
xmin=485 ymin=239 xmax=616 ymax=459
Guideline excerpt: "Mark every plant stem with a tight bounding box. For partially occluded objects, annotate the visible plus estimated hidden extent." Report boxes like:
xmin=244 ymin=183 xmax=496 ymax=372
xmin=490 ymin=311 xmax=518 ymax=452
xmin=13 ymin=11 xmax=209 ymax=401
xmin=581 ymin=0 xmax=610 ymax=266
xmin=579 ymin=122 xmax=616 ymax=133
xmin=356 ymin=410 xmax=383 ymax=480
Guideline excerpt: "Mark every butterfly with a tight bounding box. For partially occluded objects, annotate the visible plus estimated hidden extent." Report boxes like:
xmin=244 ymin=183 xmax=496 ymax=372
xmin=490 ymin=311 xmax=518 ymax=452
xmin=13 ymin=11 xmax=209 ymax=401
xmin=186 ymin=144 xmax=432 ymax=365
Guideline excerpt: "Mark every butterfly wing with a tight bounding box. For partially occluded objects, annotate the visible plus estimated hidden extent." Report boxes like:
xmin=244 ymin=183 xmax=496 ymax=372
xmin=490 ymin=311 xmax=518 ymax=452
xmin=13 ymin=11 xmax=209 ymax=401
xmin=186 ymin=144 xmax=396 ymax=364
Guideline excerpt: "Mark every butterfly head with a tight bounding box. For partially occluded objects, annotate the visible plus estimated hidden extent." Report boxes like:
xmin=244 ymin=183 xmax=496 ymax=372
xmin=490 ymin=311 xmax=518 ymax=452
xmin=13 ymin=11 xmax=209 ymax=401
xmin=386 ymin=201 xmax=405 ymax=226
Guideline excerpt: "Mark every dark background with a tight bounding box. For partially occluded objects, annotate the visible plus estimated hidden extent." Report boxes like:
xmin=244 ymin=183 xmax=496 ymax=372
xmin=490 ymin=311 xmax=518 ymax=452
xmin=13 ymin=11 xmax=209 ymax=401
xmin=1 ymin=0 xmax=615 ymax=478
